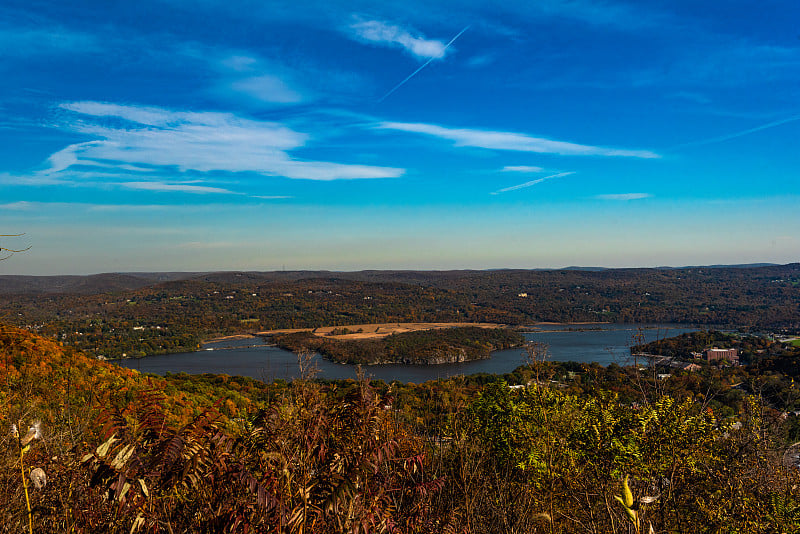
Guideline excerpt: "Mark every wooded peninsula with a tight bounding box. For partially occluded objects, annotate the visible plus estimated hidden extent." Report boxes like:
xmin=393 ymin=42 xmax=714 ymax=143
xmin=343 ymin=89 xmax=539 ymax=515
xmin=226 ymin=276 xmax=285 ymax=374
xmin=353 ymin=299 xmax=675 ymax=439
xmin=272 ymin=326 xmax=525 ymax=365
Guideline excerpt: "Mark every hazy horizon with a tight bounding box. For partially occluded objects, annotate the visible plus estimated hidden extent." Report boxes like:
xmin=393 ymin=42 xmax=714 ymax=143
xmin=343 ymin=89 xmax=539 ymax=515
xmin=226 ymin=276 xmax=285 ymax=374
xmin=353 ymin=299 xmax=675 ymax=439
xmin=1 ymin=1 xmax=798 ymax=275
xmin=0 ymin=262 xmax=791 ymax=279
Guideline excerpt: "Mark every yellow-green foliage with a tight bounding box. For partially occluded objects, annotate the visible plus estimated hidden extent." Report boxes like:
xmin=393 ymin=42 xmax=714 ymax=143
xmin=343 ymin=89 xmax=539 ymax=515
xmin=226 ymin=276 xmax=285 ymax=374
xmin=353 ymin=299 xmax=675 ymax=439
xmin=3 ymin=326 xmax=800 ymax=533
xmin=457 ymin=380 xmax=799 ymax=532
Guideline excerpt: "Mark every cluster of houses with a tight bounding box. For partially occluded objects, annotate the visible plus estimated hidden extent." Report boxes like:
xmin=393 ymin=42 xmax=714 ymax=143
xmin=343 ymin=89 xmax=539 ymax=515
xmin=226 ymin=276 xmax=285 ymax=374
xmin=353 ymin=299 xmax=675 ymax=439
xmin=671 ymin=348 xmax=739 ymax=372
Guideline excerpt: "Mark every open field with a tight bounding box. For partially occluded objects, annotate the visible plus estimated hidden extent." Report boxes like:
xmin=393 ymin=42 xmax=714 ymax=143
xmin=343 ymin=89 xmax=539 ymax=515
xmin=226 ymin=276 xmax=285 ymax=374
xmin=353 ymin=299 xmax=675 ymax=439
xmin=256 ymin=322 xmax=506 ymax=341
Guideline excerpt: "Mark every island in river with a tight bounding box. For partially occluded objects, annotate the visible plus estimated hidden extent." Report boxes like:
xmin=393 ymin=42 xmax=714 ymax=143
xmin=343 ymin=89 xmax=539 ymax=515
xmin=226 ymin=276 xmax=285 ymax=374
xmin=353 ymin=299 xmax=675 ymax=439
xmin=271 ymin=325 xmax=525 ymax=365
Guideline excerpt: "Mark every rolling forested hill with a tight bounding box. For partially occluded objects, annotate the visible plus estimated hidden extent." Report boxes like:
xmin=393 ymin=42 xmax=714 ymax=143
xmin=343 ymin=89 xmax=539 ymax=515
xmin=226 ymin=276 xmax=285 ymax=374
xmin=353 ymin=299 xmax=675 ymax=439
xmin=0 ymin=263 xmax=797 ymax=358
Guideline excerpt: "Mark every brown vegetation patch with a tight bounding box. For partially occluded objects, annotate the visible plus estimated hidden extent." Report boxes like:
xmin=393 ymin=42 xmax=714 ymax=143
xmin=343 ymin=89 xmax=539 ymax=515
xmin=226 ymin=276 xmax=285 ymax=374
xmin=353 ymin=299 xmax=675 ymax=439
xmin=257 ymin=322 xmax=505 ymax=341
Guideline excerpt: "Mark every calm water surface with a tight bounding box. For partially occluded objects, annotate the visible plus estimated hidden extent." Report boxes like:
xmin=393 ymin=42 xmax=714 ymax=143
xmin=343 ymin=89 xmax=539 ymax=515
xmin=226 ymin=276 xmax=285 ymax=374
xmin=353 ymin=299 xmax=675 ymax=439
xmin=115 ymin=324 xmax=697 ymax=383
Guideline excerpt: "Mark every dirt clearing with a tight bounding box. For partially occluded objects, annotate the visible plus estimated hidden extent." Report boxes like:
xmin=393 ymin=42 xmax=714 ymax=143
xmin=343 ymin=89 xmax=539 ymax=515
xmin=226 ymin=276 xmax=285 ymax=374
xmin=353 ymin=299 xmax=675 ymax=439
xmin=257 ymin=322 xmax=506 ymax=341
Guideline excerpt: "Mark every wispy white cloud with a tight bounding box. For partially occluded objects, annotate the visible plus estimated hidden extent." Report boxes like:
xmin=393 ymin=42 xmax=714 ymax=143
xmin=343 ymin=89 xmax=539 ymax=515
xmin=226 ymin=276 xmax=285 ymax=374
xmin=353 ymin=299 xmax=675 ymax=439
xmin=348 ymin=18 xmax=448 ymax=60
xmin=491 ymin=171 xmax=575 ymax=195
xmin=132 ymin=42 xmax=305 ymax=107
xmin=85 ymin=203 xmax=187 ymax=212
xmin=0 ymin=200 xmax=182 ymax=213
xmin=208 ymin=52 xmax=308 ymax=105
xmin=229 ymin=75 xmax=303 ymax=104
xmin=121 ymin=182 xmax=239 ymax=194
xmin=43 ymin=143 xmax=89 ymax=174
xmin=0 ymin=200 xmax=293 ymax=215
xmin=502 ymin=165 xmax=544 ymax=173
xmin=377 ymin=121 xmax=660 ymax=158
xmin=200 ymin=49 xmax=368 ymax=106
xmin=0 ymin=171 xmax=63 ymax=186
xmin=45 ymin=101 xmax=404 ymax=182
xmin=596 ymin=193 xmax=651 ymax=200
xmin=0 ymin=201 xmax=34 ymax=210
xmin=42 ymin=143 xmax=155 ymax=175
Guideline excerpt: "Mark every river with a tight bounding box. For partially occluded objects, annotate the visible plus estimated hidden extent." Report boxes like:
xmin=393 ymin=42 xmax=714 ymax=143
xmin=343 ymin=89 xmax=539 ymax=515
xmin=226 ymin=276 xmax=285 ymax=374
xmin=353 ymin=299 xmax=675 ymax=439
xmin=114 ymin=323 xmax=697 ymax=383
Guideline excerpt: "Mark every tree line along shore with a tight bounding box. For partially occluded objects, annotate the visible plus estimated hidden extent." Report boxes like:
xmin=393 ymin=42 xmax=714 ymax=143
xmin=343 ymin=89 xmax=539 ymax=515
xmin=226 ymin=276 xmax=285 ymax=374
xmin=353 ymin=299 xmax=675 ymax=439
xmin=2 ymin=264 xmax=798 ymax=359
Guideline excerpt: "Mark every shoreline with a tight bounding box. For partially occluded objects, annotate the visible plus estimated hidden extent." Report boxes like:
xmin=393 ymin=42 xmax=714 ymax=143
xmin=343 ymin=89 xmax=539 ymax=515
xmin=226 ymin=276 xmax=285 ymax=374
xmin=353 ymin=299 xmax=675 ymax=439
xmin=254 ymin=322 xmax=507 ymax=341
xmin=203 ymin=321 xmax=693 ymax=346
xmin=532 ymin=321 xmax=611 ymax=326
xmin=203 ymin=333 xmax=260 ymax=343
xmin=110 ymin=323 xmax=703 ymax=375
xmin=523 ymin=322 xmax=696 ymax=333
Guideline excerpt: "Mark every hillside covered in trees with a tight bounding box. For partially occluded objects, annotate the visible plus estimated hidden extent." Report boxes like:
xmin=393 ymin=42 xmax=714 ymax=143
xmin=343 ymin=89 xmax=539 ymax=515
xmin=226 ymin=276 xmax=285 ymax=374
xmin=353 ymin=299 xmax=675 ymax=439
xmin=0 ymin=263 xmax=798 ymax=359
xmin=5 ymin=324 xmax=800 ymax=532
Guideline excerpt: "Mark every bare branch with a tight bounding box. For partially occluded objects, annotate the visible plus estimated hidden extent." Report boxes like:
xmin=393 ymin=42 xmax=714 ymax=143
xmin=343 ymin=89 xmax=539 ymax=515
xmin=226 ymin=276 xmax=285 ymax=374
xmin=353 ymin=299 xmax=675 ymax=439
xmin=0 ymin=233 xmax=31 ymax=260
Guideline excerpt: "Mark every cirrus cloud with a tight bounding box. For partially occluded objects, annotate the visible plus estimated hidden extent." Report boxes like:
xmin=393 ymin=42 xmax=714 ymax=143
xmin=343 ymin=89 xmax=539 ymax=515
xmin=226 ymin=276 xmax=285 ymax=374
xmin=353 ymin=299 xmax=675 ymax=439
xmin=376 ymin=121 xmax=661 ymax=158
xmin=348 ymin=18 xmax=448 ymax=60
xmin=120 ymin=182 xmax=238 ymax=194
xmin=43 ymin=101 xmax=404 ymax=184
xmin=596 ymin=193 xmax=652 ymax=200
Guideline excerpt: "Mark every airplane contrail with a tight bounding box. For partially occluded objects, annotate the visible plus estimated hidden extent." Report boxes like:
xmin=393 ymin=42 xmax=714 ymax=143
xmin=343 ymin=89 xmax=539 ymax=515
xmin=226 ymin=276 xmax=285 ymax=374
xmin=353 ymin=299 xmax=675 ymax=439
xmin=377 ymin=25 xmax=470 ymax=103
xmin=490 ymin=171 xmax=575 ymax=195
xmin=669 ymin=114 xmax=800 ymax=150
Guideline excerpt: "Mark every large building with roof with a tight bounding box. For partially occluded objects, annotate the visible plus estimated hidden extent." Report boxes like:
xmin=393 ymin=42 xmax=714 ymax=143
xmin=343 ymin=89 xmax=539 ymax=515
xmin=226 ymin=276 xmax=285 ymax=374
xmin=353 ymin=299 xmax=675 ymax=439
xmin=704 ymin=347 xmax=739 ymax=365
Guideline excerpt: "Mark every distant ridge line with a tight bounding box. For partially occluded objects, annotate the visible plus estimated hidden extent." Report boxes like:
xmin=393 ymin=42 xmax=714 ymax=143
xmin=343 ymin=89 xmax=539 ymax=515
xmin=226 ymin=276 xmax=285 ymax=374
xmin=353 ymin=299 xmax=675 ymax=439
xmin=0 ymin=263 xmax=793 ymax=295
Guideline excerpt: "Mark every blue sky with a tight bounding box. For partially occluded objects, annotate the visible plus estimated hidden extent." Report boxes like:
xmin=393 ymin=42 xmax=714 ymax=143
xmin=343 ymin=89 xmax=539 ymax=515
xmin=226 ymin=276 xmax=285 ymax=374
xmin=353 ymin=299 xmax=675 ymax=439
xmin=1 ymin=0 xmax=798 ymax=274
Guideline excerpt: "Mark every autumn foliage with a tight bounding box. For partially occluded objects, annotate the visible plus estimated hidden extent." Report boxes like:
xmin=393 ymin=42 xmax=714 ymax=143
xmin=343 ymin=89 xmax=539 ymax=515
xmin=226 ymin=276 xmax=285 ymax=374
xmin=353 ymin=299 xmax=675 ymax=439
xmin=3 ymin=325 xmax=800 ymax=532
